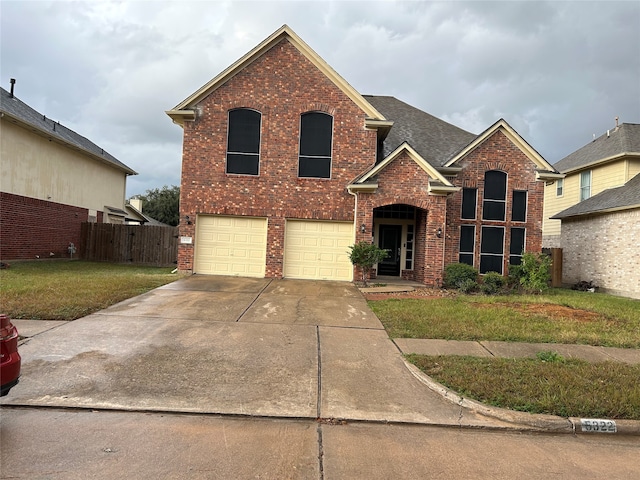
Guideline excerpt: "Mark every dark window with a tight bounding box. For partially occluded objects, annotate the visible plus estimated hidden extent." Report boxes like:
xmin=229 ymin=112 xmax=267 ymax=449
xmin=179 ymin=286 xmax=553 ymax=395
xmin=226 ymin=109 xmax=261 ymax=175
xmin=480 ymin=226 xmax=504 ymax=274
xmin=461 ymin=188 xmax=477 ymax=219
xmin=459 ymin=225 xmax=475 ymax=266
xmin=299 ymin=112 xmax=332 ymax=178
xmin=512 ymin=191 xmax=527 ymax=222
xmin=509 ymin=227 xmax=526 ymax=266
xmin=374 ymin=204 xmax=416 ymax=219
xmin=482 ymin=171 xmax=507 ymax=221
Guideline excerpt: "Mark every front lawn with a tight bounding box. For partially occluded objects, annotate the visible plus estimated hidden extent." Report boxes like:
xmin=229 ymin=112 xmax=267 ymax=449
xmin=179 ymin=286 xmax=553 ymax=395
xmin=369 ymin=289 xmax=640 ymax=348
xmin=0 ymin=260 xmax=179 ymax=320
xmin=370 ymin=289 xmax=640 ymax=419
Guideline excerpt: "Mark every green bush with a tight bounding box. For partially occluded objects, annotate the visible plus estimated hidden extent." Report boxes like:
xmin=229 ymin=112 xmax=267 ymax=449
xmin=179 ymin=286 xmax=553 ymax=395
xmin=510 ymin=252 xmax=551 ymax=293
xmin=458 ymin=278 xmax=479 ymax=294
xmin=443 ymin=263 xmax=478 ymax=289
xmin=348 ymin=241 xmax=389 ymax=286
xmin=480 ymin=271 xmax=506 ymax=295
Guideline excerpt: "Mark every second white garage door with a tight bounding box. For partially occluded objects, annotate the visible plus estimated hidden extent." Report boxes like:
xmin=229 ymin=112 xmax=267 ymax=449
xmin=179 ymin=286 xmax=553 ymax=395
xmin=195 ymin=215 xmax=267 ymax=277
xmin=283 ymin=220 xmax=354 ymax=281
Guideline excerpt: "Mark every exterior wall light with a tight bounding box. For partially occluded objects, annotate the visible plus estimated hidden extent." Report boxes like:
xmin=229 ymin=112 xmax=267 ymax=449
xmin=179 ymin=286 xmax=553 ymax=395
xmin=360 ymin=224 xmax=366 ymax=233
xmin=436 ymin=227 xmax=443 ymax=238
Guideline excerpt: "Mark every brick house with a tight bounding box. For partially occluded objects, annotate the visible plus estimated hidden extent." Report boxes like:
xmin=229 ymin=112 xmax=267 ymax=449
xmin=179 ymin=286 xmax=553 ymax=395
xmin=167 ymin=25 xmax=559 ymax=285
xmin=1 ymin=83 xmax=137 ymax=261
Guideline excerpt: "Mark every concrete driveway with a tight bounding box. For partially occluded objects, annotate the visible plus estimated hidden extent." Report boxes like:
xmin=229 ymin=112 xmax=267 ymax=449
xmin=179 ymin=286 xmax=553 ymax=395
xmin=2 ymin=276 xmax=507 ymax=428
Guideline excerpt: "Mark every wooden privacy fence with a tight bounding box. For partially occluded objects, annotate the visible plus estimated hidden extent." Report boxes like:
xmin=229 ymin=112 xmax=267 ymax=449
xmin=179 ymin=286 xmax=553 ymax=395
xmin=81 ymin=223 xmax=178 ymax=267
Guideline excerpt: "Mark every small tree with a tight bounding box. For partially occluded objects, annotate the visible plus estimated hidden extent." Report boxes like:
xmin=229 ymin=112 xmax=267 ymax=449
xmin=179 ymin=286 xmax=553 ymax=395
xmin=510 ymin=252 xmax=552 ymax=293
xmin=348 ymin=241 xmax=389 ymax=286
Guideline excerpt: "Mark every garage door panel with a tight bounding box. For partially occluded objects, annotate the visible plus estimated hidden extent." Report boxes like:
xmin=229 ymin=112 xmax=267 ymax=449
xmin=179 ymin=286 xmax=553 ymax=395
xmin=195 ymin=216 xmax=267 ymax=277
xmin=284 ymin=220 xmax=354 ymax=281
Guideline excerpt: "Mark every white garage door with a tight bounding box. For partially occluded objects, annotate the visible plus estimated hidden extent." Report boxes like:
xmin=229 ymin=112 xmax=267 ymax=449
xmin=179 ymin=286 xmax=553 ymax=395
xmin=284 ymin=220 xmax=354 ymax=281
xmin=195 ymin=215 xmax=267 ymax=277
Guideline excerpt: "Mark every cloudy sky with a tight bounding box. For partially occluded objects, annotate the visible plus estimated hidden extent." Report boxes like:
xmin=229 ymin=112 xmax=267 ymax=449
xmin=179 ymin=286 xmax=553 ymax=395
xmin=2 ymin=0 xmax=639 ymax=197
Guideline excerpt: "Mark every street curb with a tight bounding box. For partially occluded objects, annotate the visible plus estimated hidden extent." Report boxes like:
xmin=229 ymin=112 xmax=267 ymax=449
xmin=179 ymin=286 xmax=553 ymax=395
xmin=404 ymin=361 xmax=640 ymax=436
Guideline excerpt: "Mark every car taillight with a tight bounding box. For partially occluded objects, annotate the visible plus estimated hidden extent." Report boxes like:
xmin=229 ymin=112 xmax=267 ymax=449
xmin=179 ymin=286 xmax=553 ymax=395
xmin=0 ymin=314 xmax=18 ymax=341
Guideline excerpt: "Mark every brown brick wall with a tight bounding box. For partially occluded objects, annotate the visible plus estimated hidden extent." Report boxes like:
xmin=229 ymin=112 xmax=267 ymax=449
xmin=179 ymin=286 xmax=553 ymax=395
xmin=178 ymin=38 xmax=377 ymax=274
xmin=444 ymin=130 xmax=545 ymax=275
xmin=0 ymin=192 xmax=89 ymax=260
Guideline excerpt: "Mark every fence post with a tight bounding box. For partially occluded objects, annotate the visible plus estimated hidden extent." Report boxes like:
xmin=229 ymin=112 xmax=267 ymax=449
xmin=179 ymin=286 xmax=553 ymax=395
xmin=551 ymin=248 xmax=563 ymax=287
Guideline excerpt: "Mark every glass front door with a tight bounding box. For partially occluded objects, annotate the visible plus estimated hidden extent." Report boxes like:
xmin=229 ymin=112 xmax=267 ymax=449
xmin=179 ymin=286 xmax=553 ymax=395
xmin=378 ymin=224 xmax=402 ymax=276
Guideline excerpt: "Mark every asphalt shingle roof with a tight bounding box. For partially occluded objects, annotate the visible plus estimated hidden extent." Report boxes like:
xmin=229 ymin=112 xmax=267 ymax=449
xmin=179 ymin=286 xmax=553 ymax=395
xmin=1 ymin=87 xmax=136 ymax=175
xmin=551 ymin=173 xmax=640 ymax=219
xmin=363 ymin=95 xmax=477 ymax=167
xmin=553 ymin=123 xmax=640 ymax=173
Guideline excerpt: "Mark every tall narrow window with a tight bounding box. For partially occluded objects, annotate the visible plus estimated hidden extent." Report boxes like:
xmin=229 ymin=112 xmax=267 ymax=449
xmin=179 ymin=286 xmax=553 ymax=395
xmin=480 ymin=226 xmax=504 ymax=274
xmin=556 ymin=178 xmax=564 ymax=197
xmin=459 ymin=225 xmax=475 ymax=266
xmin=226 ymin=109 xmax=261 ymax=175
xmin=512 ymin=191 xmax=527 ymax=222
xmin=509 ymin=227 xmax=526 ymax=266
xmin=461 ymin=188 xmax=477 ymax=219
xmin=580 ymin=170 xmax=591 ymax=201
xmin=405 ymin=224 xmax=414 ymax=270
xmin=299 ymin=112 xmax=333 ymax=178
xmin=482 ymin=171 xmax=507 ymax=221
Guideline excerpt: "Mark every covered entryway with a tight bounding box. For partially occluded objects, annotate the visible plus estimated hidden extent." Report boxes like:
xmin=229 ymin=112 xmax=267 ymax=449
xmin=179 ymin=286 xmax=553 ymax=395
xmin=194 ymin=215 xmax=267 ymax=277
xmin=373 ymin=204 xmax=417 ymax=279
xmin=283 ymin=220 xmax=354 ymax=281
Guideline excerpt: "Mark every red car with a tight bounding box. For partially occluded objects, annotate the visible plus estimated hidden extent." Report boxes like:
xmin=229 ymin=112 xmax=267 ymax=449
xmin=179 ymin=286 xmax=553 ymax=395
xmin=1 ymin=314 xmax=21 ymax=396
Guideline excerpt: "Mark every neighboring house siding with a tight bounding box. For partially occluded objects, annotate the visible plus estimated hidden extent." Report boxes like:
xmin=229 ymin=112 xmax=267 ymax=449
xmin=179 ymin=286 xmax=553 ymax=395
xmin=445 ymin=130 xmax=544 ymax=275
xmin=543 ymin=159 xmax=633 ymax=247
xmin=178 ymin=38 xmax=377 ymax=274
xmin=1 ymin=120 xmax=127 ymax=213
xmin=561 ymin=209 xmax=640 ymax=299
xmin=0 ymin=191 xmax=87 ymax=260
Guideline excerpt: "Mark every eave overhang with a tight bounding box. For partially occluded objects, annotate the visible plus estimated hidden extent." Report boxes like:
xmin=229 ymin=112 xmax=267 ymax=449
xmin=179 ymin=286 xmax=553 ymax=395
xmin=444 ymin=119 xmax=557 ymax=177
xmin=354 ymin=142 xmax=455 ymax=191
xmin=551 ymin=203 xmax=640 ymax=220
xmin=536 ymin=171 xmax=565 ymax=181
xmin=428 ymin=183 xmax=461 ymax=195
xmin=347 ymin=183 xmax=379 ymax=193
xmin=365 ymin=118 xmax=394 ymax=141
xmin=165 ymin=109 xmax=196 ymax=127
xmin=558 ymin=152 xmax=640 ymax=175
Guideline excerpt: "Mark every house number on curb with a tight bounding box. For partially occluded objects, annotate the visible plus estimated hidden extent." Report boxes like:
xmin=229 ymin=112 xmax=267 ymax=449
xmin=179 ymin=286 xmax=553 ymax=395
xmin=580 ymin=419 xmax=617 ymax=433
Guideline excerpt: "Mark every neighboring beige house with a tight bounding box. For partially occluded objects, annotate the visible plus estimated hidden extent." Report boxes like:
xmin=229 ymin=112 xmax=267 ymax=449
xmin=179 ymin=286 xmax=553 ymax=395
xmin=543 ymin=122 xmax=640 ymax=247
xmin=0 ymin=83 xmax=136 ymax=260
xmin=551 ymin=173 xmax=640 ymax=299
xmin=125 ymin=198 xmax=171 ymax=226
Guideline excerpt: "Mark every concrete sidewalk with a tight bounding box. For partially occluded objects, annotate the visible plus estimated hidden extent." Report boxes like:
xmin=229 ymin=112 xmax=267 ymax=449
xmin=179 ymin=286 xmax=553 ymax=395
xmin=394 ymin=338 xmax=640 ymax=364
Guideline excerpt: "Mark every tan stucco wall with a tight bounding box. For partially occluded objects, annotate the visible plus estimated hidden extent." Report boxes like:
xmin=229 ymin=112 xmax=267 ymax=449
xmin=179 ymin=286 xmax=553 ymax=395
xmin=0 ymin=119 xmax=127 ymax=213
xmin=561 ymin=209 xmax=640 ymax=299
xmin=543 ymin=159 xmax=635 ymax=245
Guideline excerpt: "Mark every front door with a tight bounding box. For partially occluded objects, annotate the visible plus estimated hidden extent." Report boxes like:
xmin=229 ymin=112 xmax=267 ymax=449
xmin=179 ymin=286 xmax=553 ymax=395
xmin=378 ymin=224 xmax=402 ymax=276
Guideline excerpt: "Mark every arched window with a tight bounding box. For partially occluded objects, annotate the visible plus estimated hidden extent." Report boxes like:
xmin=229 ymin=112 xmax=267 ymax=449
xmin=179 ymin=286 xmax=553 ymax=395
xmin=226 ymin=108 xmax=261 ymax=175
xmin=298 ymin=112 xmax=333 ymax=178
xmin=482 ymin=170 xmax=507 ymax=221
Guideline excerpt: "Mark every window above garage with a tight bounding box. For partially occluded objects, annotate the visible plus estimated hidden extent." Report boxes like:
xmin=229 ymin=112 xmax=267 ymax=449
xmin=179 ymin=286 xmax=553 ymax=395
xmin=226 ymin=108 xmax=261 ymax=175
xmin=298 ymin=112 xmax=333 ymax=179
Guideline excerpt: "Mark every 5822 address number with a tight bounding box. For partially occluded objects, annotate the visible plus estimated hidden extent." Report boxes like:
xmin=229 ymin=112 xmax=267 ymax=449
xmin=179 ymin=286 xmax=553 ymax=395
xmin=580 ymin=419 xmax=617 ymax=433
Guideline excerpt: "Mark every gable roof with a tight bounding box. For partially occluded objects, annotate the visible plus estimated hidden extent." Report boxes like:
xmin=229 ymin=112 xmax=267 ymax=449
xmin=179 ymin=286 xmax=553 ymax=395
xmin=554 ymin=123 xmax=640 ymax=173
xmin=0 ymin=87 xmax=136 ymax=175
xmin=363 ymin=95 xmax=476 ymax=167
xmin=167 ymin=25 xmax=387 ymax=126
xmin=444 ymin=119 xmax=559 ymax=179
xmin=551 ymin=173 xmax=640 ymax=219
xmin=348 ymin=142 xmax=458 ymax=195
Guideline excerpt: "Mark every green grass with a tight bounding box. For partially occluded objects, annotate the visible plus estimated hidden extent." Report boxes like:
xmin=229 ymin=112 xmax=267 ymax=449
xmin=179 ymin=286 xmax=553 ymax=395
xmin=0 ymin=260 xmax=179 ymax=320
xmin=370 ymin=289 xmax=640 ymax=348
xmin=408 ymin=354 xmax=640 ymax=420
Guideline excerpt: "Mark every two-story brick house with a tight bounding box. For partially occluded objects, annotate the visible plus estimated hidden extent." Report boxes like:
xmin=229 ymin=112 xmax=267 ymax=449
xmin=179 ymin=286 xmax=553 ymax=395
xmin=167 ymin=25 xmax=559 ymax=285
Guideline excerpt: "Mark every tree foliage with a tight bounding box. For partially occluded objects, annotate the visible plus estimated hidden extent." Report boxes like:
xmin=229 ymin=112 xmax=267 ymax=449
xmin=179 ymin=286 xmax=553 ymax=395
xmin=135 ymin=185 xmax=180 ymax=226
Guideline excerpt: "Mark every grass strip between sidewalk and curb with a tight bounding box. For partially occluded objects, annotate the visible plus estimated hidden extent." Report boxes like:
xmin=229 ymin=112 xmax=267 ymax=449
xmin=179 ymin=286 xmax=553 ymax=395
xmin=407 ymin=354 xmax=640 ymax=420
xmin=0 ymin=260 xmax=180 ymax=320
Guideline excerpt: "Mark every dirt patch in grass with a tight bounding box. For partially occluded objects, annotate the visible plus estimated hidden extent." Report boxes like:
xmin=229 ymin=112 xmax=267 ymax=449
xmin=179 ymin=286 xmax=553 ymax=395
xmin=471 ymin=302 xmax=603 ymax=323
